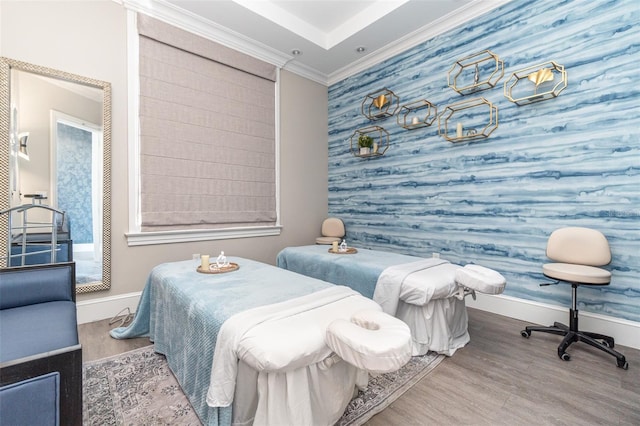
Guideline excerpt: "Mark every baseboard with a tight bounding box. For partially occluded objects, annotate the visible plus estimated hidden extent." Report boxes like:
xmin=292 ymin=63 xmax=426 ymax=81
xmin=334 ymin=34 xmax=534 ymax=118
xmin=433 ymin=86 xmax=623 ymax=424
xmin=467 ymin=293 xmax=640 ymax=350
xmin=76 ymin=291 xmax=640 ymax=350
xmin=76 ymin=292 xmax=142 ymax=325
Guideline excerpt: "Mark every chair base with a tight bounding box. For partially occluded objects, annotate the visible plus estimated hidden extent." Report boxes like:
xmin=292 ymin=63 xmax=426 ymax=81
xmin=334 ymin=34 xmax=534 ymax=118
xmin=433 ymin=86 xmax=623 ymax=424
xmin=522 ymin=316 xmax=628 ymax=369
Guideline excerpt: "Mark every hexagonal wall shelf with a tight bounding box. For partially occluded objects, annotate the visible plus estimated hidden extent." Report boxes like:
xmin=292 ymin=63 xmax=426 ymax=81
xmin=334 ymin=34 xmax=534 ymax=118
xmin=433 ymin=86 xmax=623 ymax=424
xmin=361 ymin=88 xmax=399 ymax=121
xmin=397 ymin=99 xmax=438 ymax=130
xmin=504 ymin=61 xmax=568 ymax=105
xmin=448 ymin=50 xmax=504 ymax=95
xmin=350 ymin=126 xmax=389 ymax=158
xmin=438 ymin=97 xmax=498 ymax=142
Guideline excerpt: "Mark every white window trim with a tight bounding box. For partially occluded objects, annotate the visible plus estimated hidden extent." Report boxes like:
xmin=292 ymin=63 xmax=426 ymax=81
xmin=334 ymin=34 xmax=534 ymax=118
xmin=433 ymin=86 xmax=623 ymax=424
xmin=125 ymin=10 xmax=281 ymax=246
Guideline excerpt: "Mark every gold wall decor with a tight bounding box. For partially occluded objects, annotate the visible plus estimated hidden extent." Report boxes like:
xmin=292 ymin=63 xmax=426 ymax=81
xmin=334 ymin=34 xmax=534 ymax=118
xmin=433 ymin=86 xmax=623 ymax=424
xmin=438 ymin=97 xmax=498 ymax=142
xmin=448 ymin=50 xmax=504 ymax=95
xmin=350 ymin=126 xmax=389 ymax=158
xmin=504 ymin=61 xmax=568 ymax=105
xmin=397 ymin=99 xmax=438 ymax=130
xmin=361 ymin=88 xmax=399 ymax=121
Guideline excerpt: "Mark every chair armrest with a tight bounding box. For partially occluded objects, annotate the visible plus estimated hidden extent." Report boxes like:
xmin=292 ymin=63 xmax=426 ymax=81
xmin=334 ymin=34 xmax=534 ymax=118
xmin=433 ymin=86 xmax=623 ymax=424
xmin=1 ymin=344 xmax=82 ymax=426
xmin=0 ymin=262 xmax=75 ymax=309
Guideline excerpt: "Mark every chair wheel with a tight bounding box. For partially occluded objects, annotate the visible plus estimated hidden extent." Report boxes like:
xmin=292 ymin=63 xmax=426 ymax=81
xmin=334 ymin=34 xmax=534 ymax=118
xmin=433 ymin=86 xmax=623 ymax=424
xmin=617 ymin=360 xmax=629 ymax=370
xmin=520 ymin=330 xmax=530 ymax=338
xmin=560 ymin=352 xmax=571 ymax=361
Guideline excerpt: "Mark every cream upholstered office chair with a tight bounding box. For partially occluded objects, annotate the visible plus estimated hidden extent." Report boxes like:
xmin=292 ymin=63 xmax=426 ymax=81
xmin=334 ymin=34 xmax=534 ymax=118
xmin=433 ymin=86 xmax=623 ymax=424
xmin=521 ymin=227 xmax=628 ymax=369
xmin=315 ymin=218 xmax=345 ymax=245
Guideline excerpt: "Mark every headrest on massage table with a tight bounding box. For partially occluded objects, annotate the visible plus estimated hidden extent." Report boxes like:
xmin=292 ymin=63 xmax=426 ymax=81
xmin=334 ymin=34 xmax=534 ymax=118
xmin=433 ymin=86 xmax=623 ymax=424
xmin=236 ymin=298 xmax=412 ymax=374
xmin=455 ymin=264 xmax=506 ymax=295
xmin=326 ymin=310 xmax=412 ymax=373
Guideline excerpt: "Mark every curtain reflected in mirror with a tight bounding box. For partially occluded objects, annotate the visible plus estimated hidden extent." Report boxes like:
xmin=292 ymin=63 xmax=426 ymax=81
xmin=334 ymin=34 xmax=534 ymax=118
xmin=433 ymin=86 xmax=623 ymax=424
xmin=0 ymin=57 xmax=111 ymax=293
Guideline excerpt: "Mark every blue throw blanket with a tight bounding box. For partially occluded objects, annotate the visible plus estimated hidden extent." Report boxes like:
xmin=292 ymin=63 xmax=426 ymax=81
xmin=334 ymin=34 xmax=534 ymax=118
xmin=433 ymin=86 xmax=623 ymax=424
xmin=111 ymin=258 xmax=332 ymax=426
xmin=276 ymin=245 xmax=424 ymax=298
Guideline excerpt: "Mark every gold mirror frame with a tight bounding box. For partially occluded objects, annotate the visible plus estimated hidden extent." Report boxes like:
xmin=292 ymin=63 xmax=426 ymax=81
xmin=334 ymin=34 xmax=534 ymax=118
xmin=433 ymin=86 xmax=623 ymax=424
xmin=0 ymin=57 xmax=111 ymax=293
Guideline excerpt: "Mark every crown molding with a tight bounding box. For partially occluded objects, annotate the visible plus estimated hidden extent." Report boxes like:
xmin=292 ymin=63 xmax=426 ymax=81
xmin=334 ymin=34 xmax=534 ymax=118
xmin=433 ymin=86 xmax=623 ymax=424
xmin=282 ymin=60 xmax=329 ymax=86
xmin=327 ymin=0 xmax=513 ymax=86
xmin=121 ymin=0 xmax=291 ymax=68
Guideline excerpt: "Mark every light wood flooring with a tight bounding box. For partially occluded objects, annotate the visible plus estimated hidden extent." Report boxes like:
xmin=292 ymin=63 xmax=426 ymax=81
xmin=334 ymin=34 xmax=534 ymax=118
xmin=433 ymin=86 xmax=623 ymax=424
xmin=79 ymin=308 xmax=640 ymax=425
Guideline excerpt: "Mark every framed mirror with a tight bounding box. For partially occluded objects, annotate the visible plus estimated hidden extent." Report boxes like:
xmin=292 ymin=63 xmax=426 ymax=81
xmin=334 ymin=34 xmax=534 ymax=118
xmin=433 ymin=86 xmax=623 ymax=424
xmin=0 ymin=57 xmax=111 ymax=293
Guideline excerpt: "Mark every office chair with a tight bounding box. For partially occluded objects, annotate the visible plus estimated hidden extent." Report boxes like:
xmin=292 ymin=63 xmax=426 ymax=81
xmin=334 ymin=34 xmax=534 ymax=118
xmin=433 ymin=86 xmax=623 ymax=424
xmin=521 ymin=227 xmax=628 ymax=369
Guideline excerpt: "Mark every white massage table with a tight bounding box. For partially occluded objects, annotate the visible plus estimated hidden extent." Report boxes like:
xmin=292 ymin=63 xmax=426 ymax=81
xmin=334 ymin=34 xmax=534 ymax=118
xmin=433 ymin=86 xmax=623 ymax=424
xmin=110 ymin=258 xmax=412 ymax=426
xmin=277 ymin=245 xmax=506 ymax=356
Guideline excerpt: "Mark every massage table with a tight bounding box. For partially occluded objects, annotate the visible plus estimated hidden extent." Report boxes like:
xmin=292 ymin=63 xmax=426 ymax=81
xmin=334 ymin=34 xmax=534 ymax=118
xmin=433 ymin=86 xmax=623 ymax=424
xmin=110 ymin=258 xmax=412 ymax=426
xmin=276 ymin=245 xmax=506 ymax=356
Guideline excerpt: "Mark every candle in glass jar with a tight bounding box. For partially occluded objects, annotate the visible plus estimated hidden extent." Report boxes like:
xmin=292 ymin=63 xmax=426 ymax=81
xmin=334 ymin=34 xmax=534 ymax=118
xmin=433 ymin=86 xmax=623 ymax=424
xmin=412 ymin=117 xmax=420 ymax=125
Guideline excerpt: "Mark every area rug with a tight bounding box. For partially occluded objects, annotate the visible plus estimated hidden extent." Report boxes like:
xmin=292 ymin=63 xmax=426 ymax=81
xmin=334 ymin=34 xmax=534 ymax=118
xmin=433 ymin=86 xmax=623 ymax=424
xmin=83 ymin=345 xmax=444 ymax=426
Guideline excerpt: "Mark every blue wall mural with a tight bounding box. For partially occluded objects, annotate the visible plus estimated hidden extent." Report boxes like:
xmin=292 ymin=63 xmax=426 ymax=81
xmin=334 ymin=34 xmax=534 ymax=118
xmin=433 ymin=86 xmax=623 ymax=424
xmin=328 ymin=0 xmax=639 ymax=322
xmin=57 ymin=123 xmax=93 ymax=245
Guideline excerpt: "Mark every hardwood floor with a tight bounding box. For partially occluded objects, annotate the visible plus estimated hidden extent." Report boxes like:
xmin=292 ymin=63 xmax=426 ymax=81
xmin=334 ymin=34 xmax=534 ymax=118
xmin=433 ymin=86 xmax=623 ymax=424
xmin=79 ymin=315 xmax=151 ymax=362
xmin=79 ymin=308 xmax=640 ymax=425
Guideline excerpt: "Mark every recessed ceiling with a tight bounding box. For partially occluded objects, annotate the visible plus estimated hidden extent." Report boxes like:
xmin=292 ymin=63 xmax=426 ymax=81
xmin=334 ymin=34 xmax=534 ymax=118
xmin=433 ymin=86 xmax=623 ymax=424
xmin=152 ymin=0 xmax=507 ymax=84
xmin=232 ymin=0 xmax=412 ymax=49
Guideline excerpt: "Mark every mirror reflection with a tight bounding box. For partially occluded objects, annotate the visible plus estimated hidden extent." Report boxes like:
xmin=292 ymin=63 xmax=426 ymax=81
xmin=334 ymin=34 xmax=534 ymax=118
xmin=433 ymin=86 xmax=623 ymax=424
xmin=0 ymin=57 xmax=111 ymax=293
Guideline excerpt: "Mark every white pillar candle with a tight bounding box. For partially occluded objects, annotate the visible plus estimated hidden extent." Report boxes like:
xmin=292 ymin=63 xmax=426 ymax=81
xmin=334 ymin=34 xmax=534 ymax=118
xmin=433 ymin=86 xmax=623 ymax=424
xmin=332 ymin=241 xmax=339 ymax=252
xmin=456 ymin=122 xmax=463 ymax=138
xmin=200 ymin=254 xmax=210 ymax=270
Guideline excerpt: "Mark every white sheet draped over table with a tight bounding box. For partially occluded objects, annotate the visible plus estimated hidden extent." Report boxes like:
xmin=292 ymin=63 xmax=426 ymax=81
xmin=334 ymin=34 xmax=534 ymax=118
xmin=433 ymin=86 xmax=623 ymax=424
xmin=277 ymin=246 xmax=471 ymax=356
xmin=373 ymin=258 xmax=470 ymax=356
xmin=208 ymin=285 xmax=383 ymax=425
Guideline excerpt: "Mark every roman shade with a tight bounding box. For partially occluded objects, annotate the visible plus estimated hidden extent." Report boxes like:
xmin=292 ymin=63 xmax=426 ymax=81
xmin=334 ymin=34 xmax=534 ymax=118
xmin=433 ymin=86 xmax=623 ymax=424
xmin=137 ymin=15 xmax=277 ymax=232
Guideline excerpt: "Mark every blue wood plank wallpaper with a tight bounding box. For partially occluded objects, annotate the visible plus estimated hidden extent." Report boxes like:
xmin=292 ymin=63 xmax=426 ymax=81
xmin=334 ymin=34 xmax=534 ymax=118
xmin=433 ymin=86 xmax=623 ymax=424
xmin=327 ymin=0 xmax=639 ymax=322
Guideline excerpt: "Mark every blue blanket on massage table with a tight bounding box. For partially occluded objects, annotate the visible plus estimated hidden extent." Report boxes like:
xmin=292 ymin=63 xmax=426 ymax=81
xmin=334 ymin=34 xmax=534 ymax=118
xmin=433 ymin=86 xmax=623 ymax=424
xmin=110 ymin=258 xmax=331 ymax=426
xmin=276 ymin=245 xmax=425 ymax=299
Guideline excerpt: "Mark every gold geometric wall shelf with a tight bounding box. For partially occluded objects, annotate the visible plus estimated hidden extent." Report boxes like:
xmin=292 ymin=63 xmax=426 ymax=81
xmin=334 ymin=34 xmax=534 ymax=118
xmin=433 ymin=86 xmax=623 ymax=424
xmin=504 ymin=61 xmax=568 ymax=105
xmin=397 ymin=99 xmax=438 ymax=130
xmin=438 ymin=97 xmax=498 ymax=142
xmin=447 ymin=50 xmax=504 ymax=95
xmin=361 ymin=88 xmax=399 ymax=121
xmin=350 ymin=126 xmax=389 ymax=158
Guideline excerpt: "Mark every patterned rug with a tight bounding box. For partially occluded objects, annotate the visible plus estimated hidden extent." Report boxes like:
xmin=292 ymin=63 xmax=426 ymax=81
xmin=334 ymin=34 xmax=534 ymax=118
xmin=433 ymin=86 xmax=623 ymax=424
xmin=83 ymin=345 xmax=444 ymax=425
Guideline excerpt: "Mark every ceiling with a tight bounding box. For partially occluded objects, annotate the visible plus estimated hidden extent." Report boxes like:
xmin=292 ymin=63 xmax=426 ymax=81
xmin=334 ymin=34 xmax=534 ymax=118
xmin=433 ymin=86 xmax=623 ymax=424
xmin=143 ymin=0 xmax=507 ymax=84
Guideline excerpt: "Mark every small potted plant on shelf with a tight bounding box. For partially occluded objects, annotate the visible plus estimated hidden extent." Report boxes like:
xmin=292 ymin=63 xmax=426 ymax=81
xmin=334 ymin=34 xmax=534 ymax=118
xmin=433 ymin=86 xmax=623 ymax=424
xmin=358 ymin=134 xmax=374 ymax=155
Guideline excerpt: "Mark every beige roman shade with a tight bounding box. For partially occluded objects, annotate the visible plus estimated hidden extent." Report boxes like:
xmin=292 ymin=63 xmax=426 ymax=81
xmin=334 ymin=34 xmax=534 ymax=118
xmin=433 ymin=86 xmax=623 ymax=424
xmin=137 ymin=15 xmax=277 ymax=232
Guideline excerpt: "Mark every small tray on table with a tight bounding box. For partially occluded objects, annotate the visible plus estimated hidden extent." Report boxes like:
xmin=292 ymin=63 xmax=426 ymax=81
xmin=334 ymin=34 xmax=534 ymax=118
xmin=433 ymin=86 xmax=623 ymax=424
xmin=328 ymin=247 xmax=358 ymax=254
xmin=197 ymin=262 xmax=240 ymax=274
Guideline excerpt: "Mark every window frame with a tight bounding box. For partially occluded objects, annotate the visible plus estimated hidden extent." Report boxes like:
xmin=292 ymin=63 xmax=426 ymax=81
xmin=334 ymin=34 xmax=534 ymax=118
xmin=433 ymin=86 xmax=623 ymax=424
xmin=125 ymin=11 xmax=281 ymax=246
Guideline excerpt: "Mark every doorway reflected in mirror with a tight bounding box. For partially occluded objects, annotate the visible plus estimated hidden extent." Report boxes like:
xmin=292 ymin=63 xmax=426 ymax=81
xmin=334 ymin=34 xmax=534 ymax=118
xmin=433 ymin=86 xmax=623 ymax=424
xmin=55 ymin=118 xmax=103 ymax=284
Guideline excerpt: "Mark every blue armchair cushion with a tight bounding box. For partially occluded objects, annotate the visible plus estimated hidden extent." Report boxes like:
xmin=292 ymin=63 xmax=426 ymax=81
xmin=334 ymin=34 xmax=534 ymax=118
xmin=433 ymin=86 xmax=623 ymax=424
xmin=0 ymin=372 xmax=60 ymax=426
xmin=0 ymin=265 xmax=74 ymax=310
xmin=0 ymin=301 xmax=78 ymax=363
